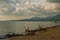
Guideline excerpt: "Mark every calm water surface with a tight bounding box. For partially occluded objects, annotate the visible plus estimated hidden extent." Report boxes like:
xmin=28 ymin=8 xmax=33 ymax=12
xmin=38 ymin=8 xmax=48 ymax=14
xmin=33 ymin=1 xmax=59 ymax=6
xmin=0 ymin=21 xmax=60 ymax=35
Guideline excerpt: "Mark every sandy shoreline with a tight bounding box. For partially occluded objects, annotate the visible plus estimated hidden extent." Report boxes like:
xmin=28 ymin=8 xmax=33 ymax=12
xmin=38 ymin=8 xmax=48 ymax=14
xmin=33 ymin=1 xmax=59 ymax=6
xmin=9 ymin=26 xmax=60 ymax=40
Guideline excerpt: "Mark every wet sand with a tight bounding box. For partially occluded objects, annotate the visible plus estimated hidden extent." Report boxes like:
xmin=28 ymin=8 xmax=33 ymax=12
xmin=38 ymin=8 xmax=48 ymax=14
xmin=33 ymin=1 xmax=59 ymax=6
xmin=10 ymin=26 xmax=60 ymax=40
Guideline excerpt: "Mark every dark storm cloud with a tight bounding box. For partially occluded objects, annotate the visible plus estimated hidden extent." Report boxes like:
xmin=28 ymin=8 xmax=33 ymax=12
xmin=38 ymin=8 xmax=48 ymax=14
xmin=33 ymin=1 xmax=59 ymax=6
xmin=47 ymin=0 xmax=60 ymax=3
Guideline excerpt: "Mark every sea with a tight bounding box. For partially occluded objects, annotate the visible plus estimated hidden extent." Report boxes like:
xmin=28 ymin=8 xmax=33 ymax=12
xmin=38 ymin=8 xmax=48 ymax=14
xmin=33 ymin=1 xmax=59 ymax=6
xmin=0 ymin=21 xmax=60 ymax=35
xmin=0 ymin=21 xmax=60 ymax=40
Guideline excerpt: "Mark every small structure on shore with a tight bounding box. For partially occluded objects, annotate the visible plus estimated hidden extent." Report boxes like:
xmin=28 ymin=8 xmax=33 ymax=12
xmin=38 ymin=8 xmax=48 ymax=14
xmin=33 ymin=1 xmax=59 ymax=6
xmin=24 ymin=27 xmax=35 ymax=36
xmin=54 ymin=21 xmax=58 ymax=23
xmin=38 ymin=25 xmax=47 ymax=31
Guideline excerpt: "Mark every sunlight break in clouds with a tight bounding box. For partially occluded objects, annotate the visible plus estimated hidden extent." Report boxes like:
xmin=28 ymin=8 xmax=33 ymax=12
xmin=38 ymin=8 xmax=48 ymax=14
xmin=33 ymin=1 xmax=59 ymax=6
xmin=0 ymin=15 xmax=34 ymax=21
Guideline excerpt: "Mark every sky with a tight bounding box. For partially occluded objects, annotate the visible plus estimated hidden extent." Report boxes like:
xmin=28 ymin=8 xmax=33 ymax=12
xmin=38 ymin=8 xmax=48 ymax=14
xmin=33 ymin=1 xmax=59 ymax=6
xmin=0 ymin=0 xmax=60 ymax=21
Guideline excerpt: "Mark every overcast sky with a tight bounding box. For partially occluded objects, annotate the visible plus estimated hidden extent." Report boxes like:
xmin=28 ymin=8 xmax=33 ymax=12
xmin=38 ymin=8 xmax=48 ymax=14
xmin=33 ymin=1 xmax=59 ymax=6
xmin=0 ymin=0 xmax=60 ymax=21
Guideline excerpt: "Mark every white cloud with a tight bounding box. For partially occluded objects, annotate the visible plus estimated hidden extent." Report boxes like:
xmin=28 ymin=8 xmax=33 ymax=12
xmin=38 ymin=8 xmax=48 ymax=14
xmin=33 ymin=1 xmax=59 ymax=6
xmin=2 ymin=8 xmax=8 ymax=11
xmin=0 ymin=0 xmax=59 ymax=21
xmin=25 ymin=1 xmax=30 ymax=5
xmin=40 ymin=0 xmax=60 ymax=12
xmin=16 ymin=3 xmax=20 ymax=6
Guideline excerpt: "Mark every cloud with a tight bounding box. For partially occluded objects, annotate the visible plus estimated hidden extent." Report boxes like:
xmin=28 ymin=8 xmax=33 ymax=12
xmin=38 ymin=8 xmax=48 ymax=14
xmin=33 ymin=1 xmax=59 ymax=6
xmin=0 ymin=0 xmax=60 ymax=21
xmin=40 ymin=0 xmax=60 ymax=12
xmin=47 ymin=0 xmax=60 ymax=3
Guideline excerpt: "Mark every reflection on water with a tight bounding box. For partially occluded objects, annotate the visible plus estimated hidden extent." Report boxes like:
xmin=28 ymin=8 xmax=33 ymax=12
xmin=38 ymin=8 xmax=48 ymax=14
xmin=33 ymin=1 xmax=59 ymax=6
xmin=0 ymin=21 xmax=60 ymax=35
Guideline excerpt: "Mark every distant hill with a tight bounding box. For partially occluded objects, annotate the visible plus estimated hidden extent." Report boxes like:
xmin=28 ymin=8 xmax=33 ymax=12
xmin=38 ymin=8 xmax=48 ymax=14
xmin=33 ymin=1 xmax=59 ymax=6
xmin=19 ymin=14 xmax=60 ymax=21
xmin=11 ymin=14 xmax=60 ymax=21
xmin=52 ymin=14 xmax=60 ymax=21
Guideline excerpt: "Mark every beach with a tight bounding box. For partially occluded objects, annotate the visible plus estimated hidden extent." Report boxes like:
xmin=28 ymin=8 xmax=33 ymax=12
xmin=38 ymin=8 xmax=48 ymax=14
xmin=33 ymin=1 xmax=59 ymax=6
xmin=9 ymin=26 xmax=60 ymax=40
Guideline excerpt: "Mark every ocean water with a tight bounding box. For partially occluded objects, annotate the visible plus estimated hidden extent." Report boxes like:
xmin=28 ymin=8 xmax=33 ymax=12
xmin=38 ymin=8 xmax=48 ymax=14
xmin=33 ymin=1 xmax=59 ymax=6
xmin=0 ymin=21 xmax=60 ymax=35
